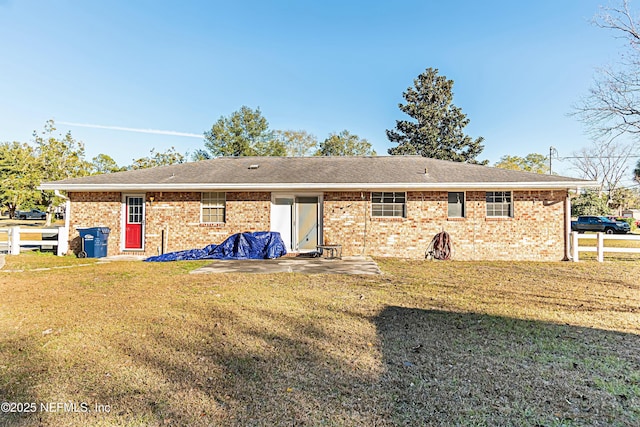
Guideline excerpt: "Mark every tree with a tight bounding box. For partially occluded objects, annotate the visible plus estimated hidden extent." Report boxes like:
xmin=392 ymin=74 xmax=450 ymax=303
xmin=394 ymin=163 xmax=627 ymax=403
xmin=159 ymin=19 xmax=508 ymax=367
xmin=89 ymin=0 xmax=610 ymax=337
xmin=274 ymin=130 xmax=318 ymax=157
xmin=634 ymin=158 xmax=640 ymax=183
xmin=387 ymin=67 xmax=486 ymax=164
xmin=91 ymin=154 xmax=125 ymax=175
xmin=571 ymin=190 xmax=611 ymax=216
xmin=204 ymin=106 xmax=286 ymax=157
xmin=130 ymin=147 xmax=186 ymax=170
xmin=315 ymin=130 xmax=376 ymax=156
xmin=609 ymin=187 xmax=640 ymax=212
xmin=570 ymin=140 xmax=633 ymax=202
xmin=190 ymin=148 xmax=212 ymax=162
xmin=33 ymin=120 xmax=91 ymax=225
xmin=574 ymin=1 xmax=640 ymax=140
xmin=0 ymin=142 xmax=40 ymax=218
xmin=494 ymin=153 xmax=549 ymax=174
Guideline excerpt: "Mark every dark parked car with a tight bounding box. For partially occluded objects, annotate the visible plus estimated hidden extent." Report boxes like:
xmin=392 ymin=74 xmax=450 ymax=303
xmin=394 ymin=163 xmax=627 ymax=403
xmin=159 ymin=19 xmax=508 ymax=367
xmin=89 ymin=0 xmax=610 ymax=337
xmin=571 ymin=216 xmax=631 ymax=234
xmin=17 ymin=209 xmax=46 ymax=220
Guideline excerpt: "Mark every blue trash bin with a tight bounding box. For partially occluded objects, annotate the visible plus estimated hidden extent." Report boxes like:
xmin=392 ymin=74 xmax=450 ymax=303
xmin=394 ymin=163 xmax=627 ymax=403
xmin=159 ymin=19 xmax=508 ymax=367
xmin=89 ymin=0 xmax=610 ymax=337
xmin=78 ymin=227 xmax=110 ymax=258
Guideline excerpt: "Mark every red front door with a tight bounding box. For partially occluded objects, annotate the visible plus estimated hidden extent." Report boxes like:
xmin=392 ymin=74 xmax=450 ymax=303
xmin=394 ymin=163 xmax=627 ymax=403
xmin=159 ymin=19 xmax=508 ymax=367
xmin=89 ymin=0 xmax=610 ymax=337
xmin=125 ymin=196 xmax=144 ymax=249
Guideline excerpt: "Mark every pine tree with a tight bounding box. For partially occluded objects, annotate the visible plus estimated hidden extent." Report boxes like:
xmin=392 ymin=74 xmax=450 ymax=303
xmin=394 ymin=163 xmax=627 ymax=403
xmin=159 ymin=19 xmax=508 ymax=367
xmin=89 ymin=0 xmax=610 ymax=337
xmin=387 ymin=68 xmax=486 ymax=164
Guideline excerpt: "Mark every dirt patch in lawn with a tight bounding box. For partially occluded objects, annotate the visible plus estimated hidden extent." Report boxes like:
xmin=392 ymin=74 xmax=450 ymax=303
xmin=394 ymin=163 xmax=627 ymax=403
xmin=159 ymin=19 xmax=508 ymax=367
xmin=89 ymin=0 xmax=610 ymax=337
xmin=0 ymin=258 xmax=638 ymax=426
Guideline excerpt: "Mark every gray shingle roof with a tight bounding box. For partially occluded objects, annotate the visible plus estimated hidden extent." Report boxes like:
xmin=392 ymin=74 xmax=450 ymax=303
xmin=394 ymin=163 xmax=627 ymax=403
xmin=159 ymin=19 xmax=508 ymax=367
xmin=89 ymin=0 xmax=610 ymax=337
xmin=39 ymin=156 xmax=595 ymax=191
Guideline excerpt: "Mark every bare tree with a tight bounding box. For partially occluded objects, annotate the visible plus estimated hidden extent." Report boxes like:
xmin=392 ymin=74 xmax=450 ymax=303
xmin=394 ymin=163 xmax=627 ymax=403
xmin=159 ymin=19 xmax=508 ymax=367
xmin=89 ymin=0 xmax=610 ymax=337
xmin=570 ymin=140 xmax=634 ymax=199
xmin=574 ymin=1 xmax=640 ymax=140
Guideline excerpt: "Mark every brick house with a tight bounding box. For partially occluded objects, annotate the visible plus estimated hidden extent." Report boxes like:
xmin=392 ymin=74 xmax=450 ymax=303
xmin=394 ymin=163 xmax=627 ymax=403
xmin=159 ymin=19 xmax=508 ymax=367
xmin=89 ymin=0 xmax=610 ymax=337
xmin=40 ymin=156 xmax=594 ymax=261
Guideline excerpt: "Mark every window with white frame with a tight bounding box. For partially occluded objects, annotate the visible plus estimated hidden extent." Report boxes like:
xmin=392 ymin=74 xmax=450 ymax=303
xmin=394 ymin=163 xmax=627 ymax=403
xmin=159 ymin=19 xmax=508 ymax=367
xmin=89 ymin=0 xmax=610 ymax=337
xmin=486 ymin=191 xmax=512 ymax=217
xmin=448 ymin=192 xmax=465 ymax=218
xmin=201 ymin=192 xmax=226 ymax=223
xmin=372 ymin=192 xmax=406 ymax=218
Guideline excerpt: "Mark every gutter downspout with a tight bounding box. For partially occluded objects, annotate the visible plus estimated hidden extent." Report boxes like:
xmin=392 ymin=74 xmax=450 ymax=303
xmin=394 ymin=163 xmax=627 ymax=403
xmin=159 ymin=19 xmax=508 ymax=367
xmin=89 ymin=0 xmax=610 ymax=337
xmin=361 ymin=191 xmax=367 ymax=256
xmin=564 ymin=191 xmax=572 ymax=261
xmin=55 ymin=190 xmax=71 ymax=256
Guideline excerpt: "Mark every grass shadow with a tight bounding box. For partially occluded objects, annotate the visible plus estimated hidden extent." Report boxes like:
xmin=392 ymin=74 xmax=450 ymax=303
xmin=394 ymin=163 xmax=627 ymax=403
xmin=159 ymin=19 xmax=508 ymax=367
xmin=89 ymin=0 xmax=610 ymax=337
xmin=373 ymin=306 xmax=640 ymax=426
xmin=0 ymin=337 xmax=50 ymax=426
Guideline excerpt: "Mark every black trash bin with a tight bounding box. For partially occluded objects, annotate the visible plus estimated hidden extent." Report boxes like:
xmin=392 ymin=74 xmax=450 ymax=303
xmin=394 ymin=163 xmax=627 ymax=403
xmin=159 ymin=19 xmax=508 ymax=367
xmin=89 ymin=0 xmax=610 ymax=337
xmin=78 ymin=227 xmax=110 ymax=258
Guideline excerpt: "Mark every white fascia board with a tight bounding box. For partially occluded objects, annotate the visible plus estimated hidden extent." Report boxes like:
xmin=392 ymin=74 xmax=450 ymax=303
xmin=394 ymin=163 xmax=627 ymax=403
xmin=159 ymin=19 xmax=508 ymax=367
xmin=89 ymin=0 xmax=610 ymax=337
xmin=39 ymin=180 xmax=599 ymax=192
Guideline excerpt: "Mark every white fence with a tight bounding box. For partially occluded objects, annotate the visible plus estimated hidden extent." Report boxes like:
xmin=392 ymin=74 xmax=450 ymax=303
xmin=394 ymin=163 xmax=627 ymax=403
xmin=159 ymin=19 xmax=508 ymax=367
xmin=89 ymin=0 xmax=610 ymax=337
xmin=571 ymin=231 xmax=640 ymax=262
xmin=0 ymin=226 xmax=68 ymax=256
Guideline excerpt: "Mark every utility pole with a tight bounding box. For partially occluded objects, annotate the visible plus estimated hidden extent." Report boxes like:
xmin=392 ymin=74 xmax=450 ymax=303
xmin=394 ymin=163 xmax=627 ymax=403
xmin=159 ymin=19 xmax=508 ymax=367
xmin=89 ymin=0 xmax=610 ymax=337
xmin=549 ymin=146 xmax=557 ymax=175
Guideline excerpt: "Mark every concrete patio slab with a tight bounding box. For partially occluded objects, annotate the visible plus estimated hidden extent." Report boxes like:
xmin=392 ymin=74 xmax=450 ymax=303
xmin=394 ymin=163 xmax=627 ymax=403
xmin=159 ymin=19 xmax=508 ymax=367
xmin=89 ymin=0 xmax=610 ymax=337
xmin=190 ymin=256 xmax=382 ymax=275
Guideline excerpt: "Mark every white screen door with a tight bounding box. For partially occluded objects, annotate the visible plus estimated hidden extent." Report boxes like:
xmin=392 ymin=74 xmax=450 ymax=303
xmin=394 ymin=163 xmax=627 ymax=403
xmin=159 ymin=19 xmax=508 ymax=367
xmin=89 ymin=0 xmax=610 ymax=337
xmin=296 ymin=196 xmax=318 ymax=251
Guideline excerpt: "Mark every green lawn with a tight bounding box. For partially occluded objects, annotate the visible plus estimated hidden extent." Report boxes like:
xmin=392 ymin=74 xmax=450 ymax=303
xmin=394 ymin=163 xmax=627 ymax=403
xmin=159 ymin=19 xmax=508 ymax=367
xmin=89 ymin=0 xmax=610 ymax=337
xmin=1 ymin=254 xmax=638 ymax=426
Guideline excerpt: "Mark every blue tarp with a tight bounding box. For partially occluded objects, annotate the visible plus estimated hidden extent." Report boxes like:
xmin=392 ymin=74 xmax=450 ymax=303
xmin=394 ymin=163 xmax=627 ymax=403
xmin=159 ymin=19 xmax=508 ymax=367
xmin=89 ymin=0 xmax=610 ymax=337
xmin=144 ymin=231 xmax=287 ymax=262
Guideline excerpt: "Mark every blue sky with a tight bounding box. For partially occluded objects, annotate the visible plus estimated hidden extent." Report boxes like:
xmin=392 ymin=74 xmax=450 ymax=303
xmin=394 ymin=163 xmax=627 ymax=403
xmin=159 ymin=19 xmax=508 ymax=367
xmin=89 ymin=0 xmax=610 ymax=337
xmin=0 ymin=0 xmax=625 ymax=177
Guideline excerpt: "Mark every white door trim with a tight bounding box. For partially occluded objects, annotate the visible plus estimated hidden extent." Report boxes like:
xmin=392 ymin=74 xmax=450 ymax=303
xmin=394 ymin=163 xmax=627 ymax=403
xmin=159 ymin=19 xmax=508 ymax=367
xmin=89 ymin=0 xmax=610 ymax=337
xmin=121 ymin=193 xmax=146 ymax=251
xmin=271 ymin=192 xmax=322 ymax=252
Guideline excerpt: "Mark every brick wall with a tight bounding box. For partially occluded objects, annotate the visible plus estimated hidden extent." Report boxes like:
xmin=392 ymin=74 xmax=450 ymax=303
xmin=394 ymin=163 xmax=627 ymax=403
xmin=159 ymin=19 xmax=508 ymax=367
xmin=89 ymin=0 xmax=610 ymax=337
xmin=68 ymin=189 xmax=567 ymax=261
xmin=323 ymin=190 xmax=567 ymax=261
xmin=67 ymin=192 xmax=121 ymax=255
xmin=68 ymin=191 xmax=270 ymax=257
